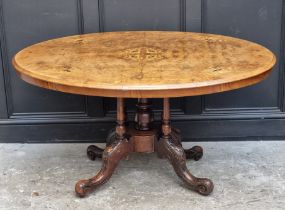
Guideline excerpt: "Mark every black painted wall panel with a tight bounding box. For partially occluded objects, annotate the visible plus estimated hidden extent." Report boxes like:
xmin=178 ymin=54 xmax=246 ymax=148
xmin=102 ymin=0 xmax=181 ymax=31
xmin=82 ymin=0 xmax=100 ymax=33
xmin=0 ymin=0 xmax=284 ymax=142
xmin=204 ymin=0 xmax=283 ymax=110
xmin=1 ymin=0 xmax=86 ymax=115
xmin=186 ymin=0 xmax=202 ymax=32
xmin=0 ymin=51 xmax=7 ymax=118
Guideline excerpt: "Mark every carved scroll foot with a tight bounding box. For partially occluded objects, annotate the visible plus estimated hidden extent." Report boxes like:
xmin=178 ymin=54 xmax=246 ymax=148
xmin=87 ymin=145 xmax=104 ymax=161
xmin=158 ymin=136 xmax=214 ymax=195
xmin=185 ymin=146 xmax=203 ymax=161
xmin=75 ymin=138 xmax=131 ymax=197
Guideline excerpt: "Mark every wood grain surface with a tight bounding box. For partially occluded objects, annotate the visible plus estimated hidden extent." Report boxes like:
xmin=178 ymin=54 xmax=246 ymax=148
xmin=13 ymin=31 xmax=276 ymax=98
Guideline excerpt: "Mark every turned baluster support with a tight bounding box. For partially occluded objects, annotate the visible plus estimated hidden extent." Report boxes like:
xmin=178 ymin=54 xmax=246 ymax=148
xmin=135 ymin=98 xmax=153 ymax=131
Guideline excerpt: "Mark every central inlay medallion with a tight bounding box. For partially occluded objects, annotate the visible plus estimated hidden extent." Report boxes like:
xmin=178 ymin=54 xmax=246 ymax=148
xmin=121 ymin=46 xmax=165 ymax=62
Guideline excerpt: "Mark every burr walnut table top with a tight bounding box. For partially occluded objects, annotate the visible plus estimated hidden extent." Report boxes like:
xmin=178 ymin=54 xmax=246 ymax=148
xmin=13 ymin=31 xmax=276 ymax=98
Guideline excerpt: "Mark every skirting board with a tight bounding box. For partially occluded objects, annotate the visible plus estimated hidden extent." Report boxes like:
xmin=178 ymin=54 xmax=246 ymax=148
xmin=0 ymin=118 xmax=284 ymax=143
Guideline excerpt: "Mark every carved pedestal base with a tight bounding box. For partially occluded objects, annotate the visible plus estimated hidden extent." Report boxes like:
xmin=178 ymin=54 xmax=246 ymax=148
xmin=75 ymin=98 xmax=214 ymax=197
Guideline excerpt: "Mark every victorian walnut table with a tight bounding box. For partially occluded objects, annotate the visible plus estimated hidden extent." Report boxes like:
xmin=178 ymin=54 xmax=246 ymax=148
xmin=13 ymin=31 xmax=276 ymax=197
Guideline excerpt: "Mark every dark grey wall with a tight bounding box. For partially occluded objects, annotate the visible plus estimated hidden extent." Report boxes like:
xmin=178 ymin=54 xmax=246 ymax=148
xmin=0 ymin=0 xmax=284 ymax=143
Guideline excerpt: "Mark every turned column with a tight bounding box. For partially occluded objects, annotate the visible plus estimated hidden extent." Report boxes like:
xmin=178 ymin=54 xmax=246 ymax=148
xmin=135 ymin=98 xmax=153 ymax=131
xmin=162 ymin=98 xmax=171 ymax=137
xmin=116 ymin=98 xmax=127 ymax=139
xmin=131 ymin=98 xmax=156 ymax=153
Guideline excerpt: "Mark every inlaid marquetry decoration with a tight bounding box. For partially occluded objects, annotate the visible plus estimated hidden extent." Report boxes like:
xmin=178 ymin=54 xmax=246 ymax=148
xmin=13 ymin=31 xmax=276 ymax=98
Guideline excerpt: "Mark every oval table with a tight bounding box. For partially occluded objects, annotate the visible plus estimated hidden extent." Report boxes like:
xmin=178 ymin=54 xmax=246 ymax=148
xmin=13 ymin=31 xmax=276 ymax=197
